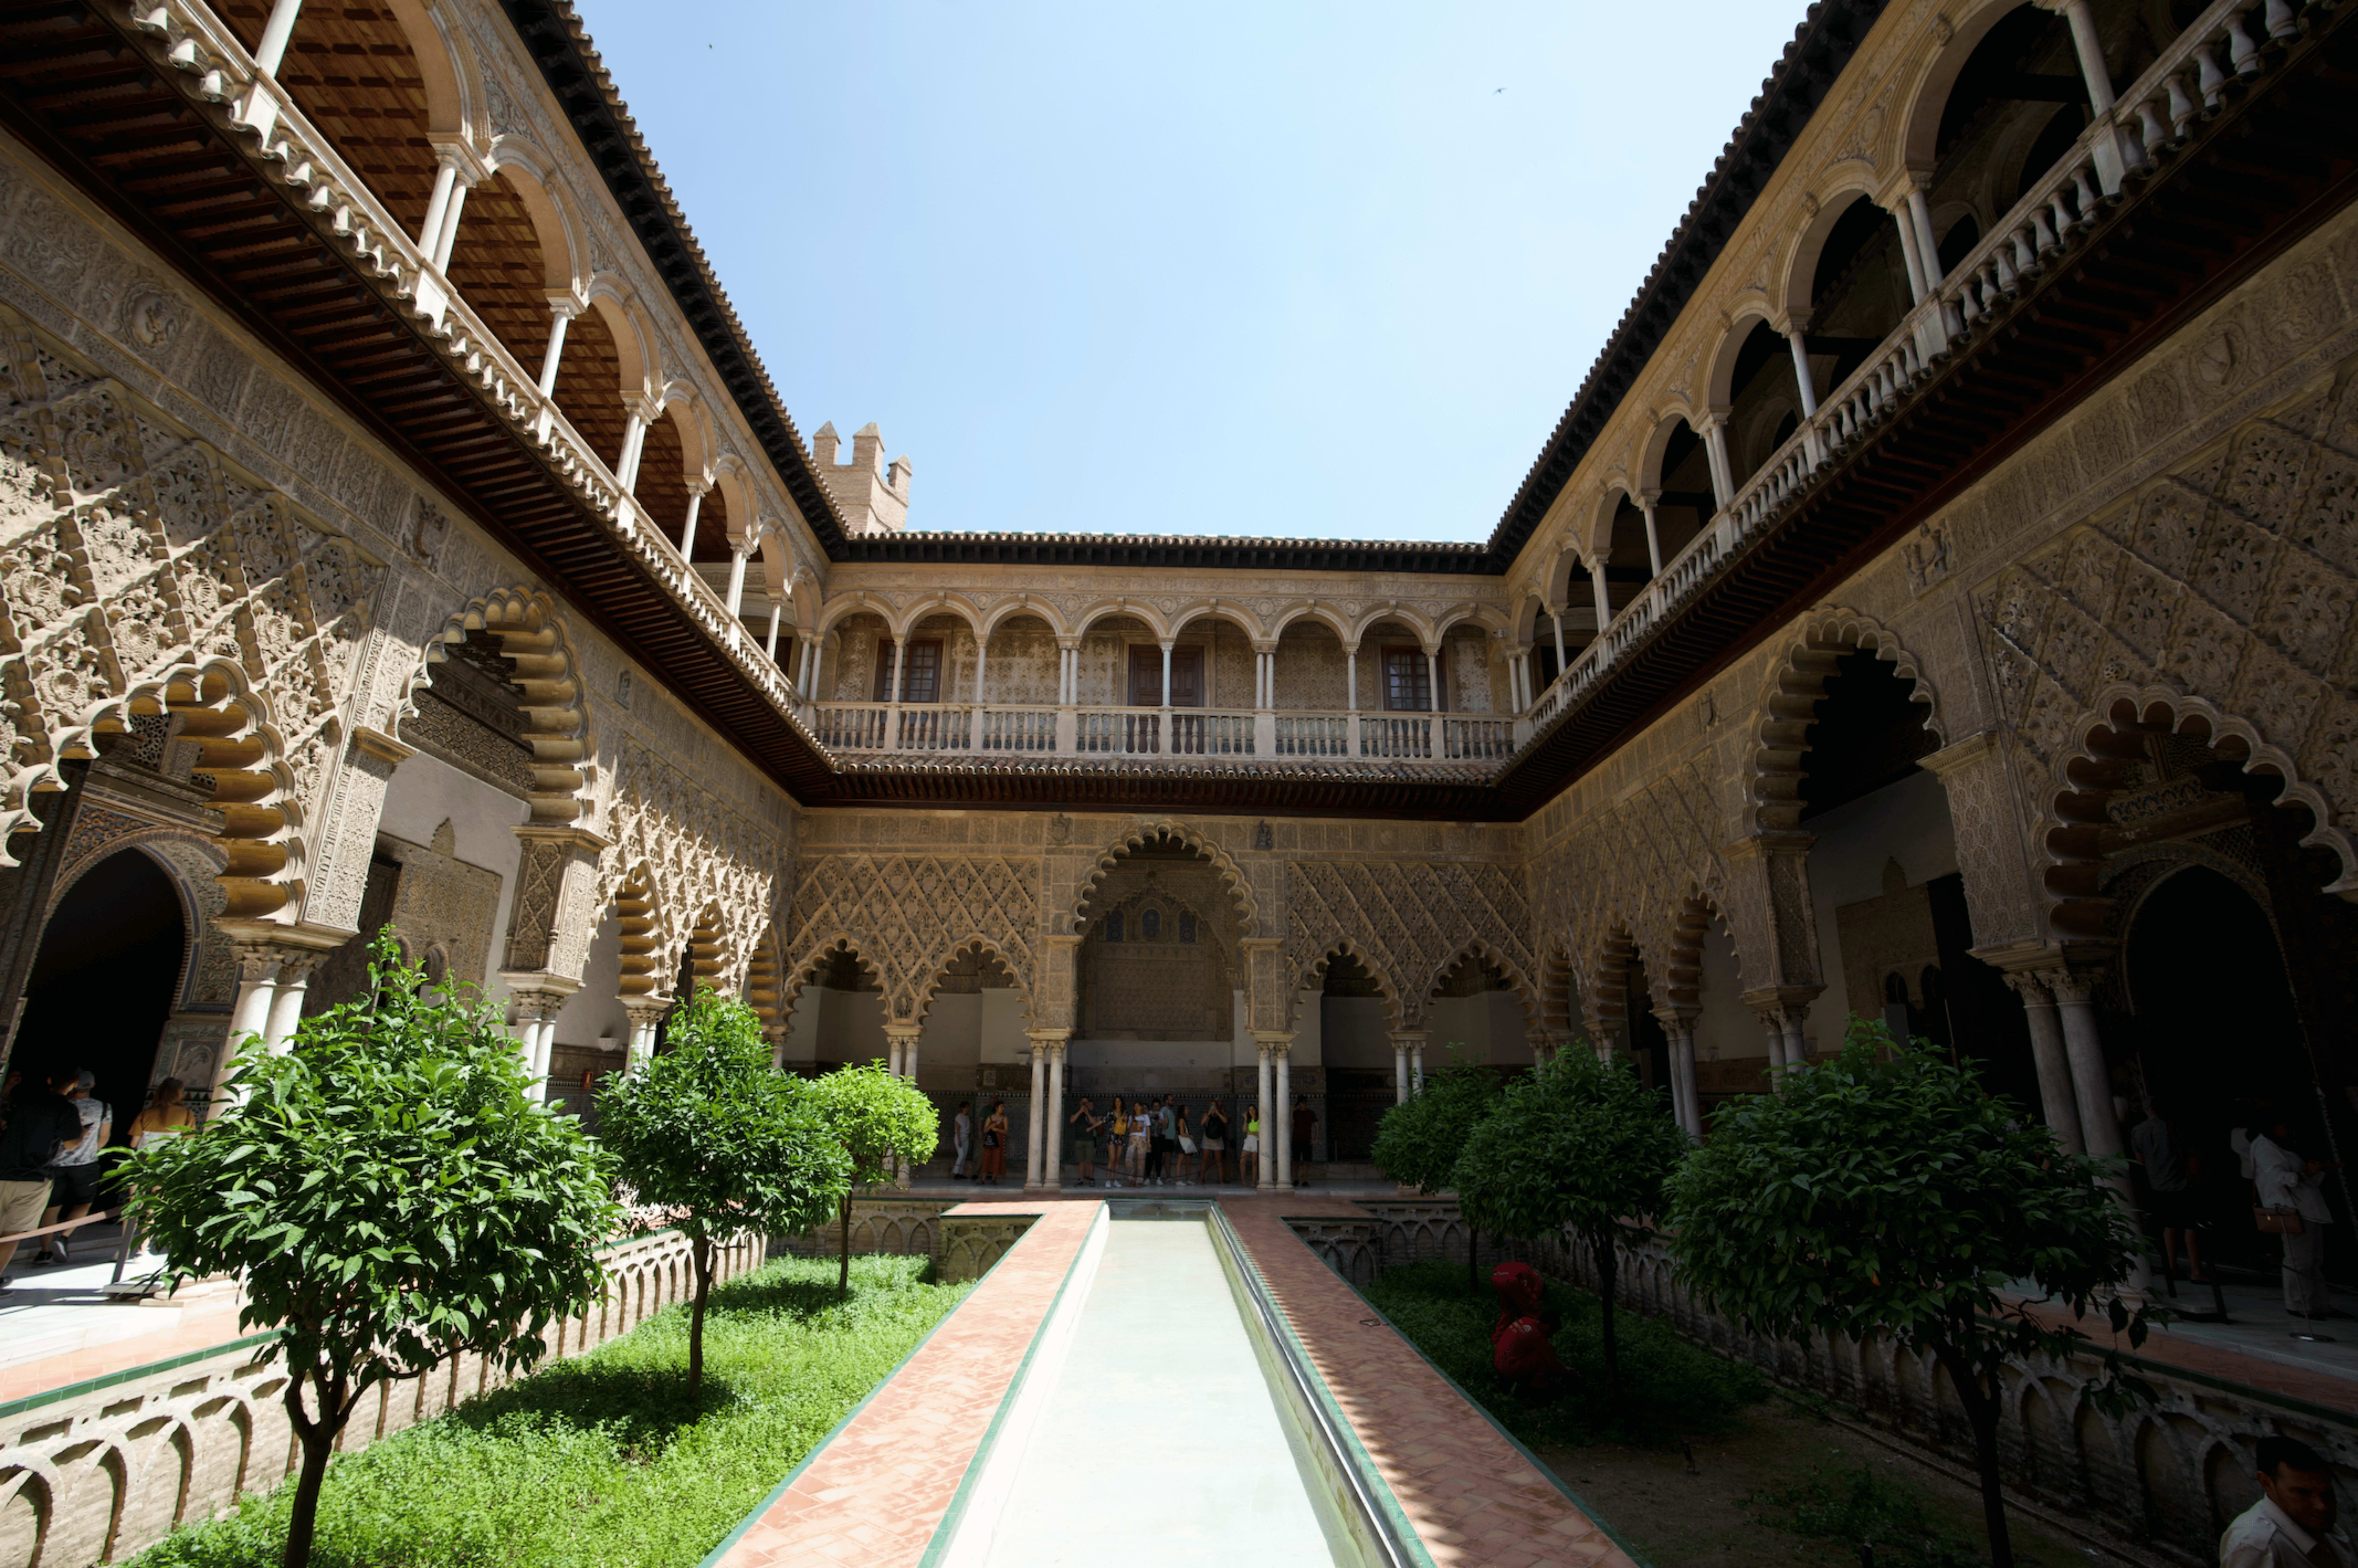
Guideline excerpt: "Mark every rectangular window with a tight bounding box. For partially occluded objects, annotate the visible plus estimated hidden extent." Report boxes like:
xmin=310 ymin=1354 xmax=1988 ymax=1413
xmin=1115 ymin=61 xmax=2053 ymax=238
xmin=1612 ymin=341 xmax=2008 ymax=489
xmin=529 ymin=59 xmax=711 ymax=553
xmin=1383 ymin=647 xmax=1431 ymax=712
xmin=871 ymin=639 xmax=943 ymax=703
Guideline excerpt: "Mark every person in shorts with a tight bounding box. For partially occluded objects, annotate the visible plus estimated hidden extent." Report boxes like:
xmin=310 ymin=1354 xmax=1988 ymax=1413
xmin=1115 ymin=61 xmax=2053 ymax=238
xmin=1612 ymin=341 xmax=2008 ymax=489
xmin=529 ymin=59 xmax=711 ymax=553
xmin=37 ymin=1069 xmax=109 ymax=1264
xmin=0 ymin=1074 xmax=78 ymax=1292
xmin=1069 ymin=1096 xmax=1100 ymax=1188
xmin=1198 ymin=1098 xmax=1228 ymax=1186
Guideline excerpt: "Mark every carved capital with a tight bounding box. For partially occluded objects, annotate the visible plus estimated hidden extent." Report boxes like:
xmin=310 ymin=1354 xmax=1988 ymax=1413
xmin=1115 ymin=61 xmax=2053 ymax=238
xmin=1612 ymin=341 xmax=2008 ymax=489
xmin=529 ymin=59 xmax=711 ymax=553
xmin=351 ymin=725 xmax=415 ymax=766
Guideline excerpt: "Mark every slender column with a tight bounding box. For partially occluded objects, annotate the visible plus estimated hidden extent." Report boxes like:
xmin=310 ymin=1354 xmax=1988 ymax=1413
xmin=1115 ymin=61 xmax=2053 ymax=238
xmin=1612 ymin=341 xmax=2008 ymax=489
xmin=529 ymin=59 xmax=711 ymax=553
xmin=1255 ymin=1045 xmax=1275 ymax=1193
xmin=1785 ymin=330 xmax=1818 ymax=417
xmin=1390 ymin=1030 xmax=1424 ymax=1104
xmin=1638 ymin=496 xmax=1664 ymax=576
xmin=1699 ymin=415 xmax=1735 ymax=508
xmin=1906 ymin=189 xmax=1945 ymax=291
xmin=723 ymin=547 xmax=749 ymax=617
xmin=2048 ymin=969 xmax=2123 ymax=1160
xmin=415 ymin=160 xmax=459 ymax=257
xmin=888 ymin=635 xmax=907 ymax=703
xmin=429 ymin=174 xmax=470 ymax=273
xmin=1589 ymin=562 xmax=1613 ymax=630
xmin=2005 ymin=972 xmax=2084 ymax=1154
xmin=263 ymin=953 xmax=323 ymax=1052
xmin=764 ymin=602 xmax=783 ymax=661
xmin=222 ymin=946 xmax=282 ymax=1094
xmin=537 ymin=301 xmax=577 ymax=399
xmin=886 ymin=1035 xmax=904 ymax=1078
xmin=1551 ymin=608 xmax=1567 ymax=670
xmin=1344 ymin=650 xmax=1358 ymax=711
xmin=1511 ymin=653 xmax=1528 ymax=712
xmin=677 ymin=481 xmax=705 ymax=561
xmin=622 ymin=999 xmax=667 ymax=1070
xmin=1410 ymin=1039 xmax=1426 ymax=1092
xmin=1024 ymin=1040 xmax=1047 ymax=1190
xmin=1668 ymin=1020 xmax=1701 ymax=1137
xmin=615 ymin=411 xmax=648 ymax=493
xmin=973 ymin=635 xmax=988 ymax=705
xmin=1159 ymin=640 xmax=1173 ymax=707
xmin=1780 ymin=1009 xmax=1807 ymax=1075
xmin=1045 ymin=1042 xmax=1066 ymax=1187
xmin=797 ymin=636 xmax=815 ymax=693
xmin=1274 ymin=1044 xmax=1294 ymax=1190
xmin=1893 ymin=205 xmax=1931 ymax=304
xmin=2055 ymin=0 xmax=2116 ymax=113
xmin=253 ymin=0 xmax=306 ymax=75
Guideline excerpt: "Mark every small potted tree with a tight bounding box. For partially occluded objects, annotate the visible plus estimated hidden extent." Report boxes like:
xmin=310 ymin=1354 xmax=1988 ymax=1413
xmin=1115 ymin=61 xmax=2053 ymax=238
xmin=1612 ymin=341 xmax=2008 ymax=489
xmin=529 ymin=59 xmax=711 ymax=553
xmin=1370 ymin=1050 xmax=1502 ymax=1289
xmin=1451 ymin=1045 xmax=1687 ymax=1395
xmin=597 ymin=986 xmax=851 ymax=1393
xmin=1664 ymin=1017 xmax=2158 ymax=1568
xmin=129 ymin=935 xmax=621 ymax=1568
xmin=806 ymin=1062 xmax=942 ymax=1298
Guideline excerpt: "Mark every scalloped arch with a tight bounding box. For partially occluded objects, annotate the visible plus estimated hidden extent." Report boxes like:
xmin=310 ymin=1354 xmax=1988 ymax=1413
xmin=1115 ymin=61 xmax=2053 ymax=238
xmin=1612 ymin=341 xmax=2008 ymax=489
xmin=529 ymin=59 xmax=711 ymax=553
xmin=1070 ymin=819 xmax=1257 ymax=936
xmin=2041 ymin=684 xmax=2357 ymax=936
xmin=1748 ymin=608 xmax=1944 ymax=834
xmin=912 ymin=935 xmax=1034 ymax=1026
xmin=402 ymin=587 xmax=595 ymax=828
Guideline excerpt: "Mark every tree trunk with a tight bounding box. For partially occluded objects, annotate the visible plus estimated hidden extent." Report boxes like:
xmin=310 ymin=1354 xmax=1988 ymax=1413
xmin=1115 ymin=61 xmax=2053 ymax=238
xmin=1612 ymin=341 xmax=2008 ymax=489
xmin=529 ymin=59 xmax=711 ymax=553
xmin=838 ymin=1193 xmax=853 ymax=1298
xmin=1931 ymin=1340 xmax=2014 ymax=1568
xmin=279 ymin=1373 xmax=348 ymax=1568
xmin=688 ymin=1233 xmax=713 ymax=1396
xmin=1594 ymin=1230 xmax=1619 ymax=1399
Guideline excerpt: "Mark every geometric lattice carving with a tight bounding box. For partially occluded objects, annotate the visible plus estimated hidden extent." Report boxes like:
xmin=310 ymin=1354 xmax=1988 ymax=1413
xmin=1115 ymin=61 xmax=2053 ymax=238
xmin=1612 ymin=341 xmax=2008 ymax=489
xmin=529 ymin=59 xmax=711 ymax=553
xmin=1529 ymin=761 xmax=1730 ymax=1010
xmin=1285 ymin=859 xmax=1533 ymax=1030
xmin=600 ymin=739 xmax=787 ymax=996
xmin=1978 ymin=372 xmax=2358 ymax=920
xmin=785 ymin=853 xmax=1040 ymax=1022
xmin=0 ymin=311 xmax=382 ymax=907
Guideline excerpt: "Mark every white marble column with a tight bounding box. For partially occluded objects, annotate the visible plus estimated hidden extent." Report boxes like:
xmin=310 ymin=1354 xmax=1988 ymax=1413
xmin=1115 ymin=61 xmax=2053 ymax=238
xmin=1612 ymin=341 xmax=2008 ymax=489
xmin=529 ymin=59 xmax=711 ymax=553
xmin=2048 ymin=969 xmax=2123 ymax=1160
xmin=262 ymin=952 xmax=326 ymax=1053
xmin=1025 ymin=1040 xmax=1048 ymax=1190
xmin=1411 ymin=1037 xmax=1426 ymax=1092
xmin=1393 ymin=1037 xmax=1411 ymax=1103
xmin=1255 ymin=1044 xmax=1274 ymax=1193
xmin=2005 ymin=971 xmax=2084 ymax=1155
xmin=1045 ymin=1041 xmax=1067 ymax=1188
xmin=1274 ymin=1042 xmax=1295 ymax=1191
xmin=1664 ymin=1017 xmax=1701 ymax=1137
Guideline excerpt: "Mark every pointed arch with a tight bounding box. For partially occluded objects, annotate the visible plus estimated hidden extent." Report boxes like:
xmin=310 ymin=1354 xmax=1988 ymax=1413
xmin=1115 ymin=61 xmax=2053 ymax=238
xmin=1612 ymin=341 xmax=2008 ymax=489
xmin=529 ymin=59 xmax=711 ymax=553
xmin=913 ymin=936 xmax=1033 ymax=1026
xmin=1071 ymin=819 xmax=1258 ymax=936
xmin=402 ymin=587 xmax=595 ymax=828
xmin=609 ymin=863 xmax=668 ymax=1001
xmin=1422 ymin=937 xmax=1541 ymax=1032
xmin=1747 ymin=608 xmax=1945 ymax=834
xmin=780 ymin=936 xmax=884 ymax=1017
xmin=1294 ymin=938 xmax=1405 ymax=1032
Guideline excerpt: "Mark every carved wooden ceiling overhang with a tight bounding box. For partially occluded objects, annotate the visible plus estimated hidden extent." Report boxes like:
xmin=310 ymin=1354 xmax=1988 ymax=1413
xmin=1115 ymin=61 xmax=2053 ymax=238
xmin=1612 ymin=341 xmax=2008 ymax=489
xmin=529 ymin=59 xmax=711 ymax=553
xmin=1 ymin=1 xmax=2351 ymax=824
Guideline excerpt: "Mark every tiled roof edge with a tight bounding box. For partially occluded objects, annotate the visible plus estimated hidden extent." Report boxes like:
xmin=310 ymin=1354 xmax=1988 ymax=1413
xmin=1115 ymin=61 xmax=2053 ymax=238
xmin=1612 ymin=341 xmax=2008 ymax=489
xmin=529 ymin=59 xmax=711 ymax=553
xmin=498 ymin=0 xmax=854 ymax=553
xmin=1481 ymin=0 xmax=1888 ymax=568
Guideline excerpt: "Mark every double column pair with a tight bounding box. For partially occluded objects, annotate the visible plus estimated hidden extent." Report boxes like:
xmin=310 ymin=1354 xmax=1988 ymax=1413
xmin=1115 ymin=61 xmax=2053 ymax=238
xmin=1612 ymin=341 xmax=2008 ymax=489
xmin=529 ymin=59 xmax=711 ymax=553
xmin=1023 ymin=1030 xmax=1069 ymax=1190
xmin=1252 ymin=1032 xmax=1297 ymax=1192
xmin=2001 ymin=965 xmax=2119 ymax=1162
xmin=221 ymin=924 xmax=342 ymax=1061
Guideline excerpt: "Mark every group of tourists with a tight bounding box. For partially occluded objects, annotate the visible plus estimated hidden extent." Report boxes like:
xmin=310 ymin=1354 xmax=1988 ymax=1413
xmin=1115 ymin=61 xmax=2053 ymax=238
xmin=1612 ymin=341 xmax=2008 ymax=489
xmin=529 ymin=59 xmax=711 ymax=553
xmin=2128 ymin=1098 xmax=2341 ymax=1320
xmin=0 ymin=1067 xmax=193 ymax=1294
xmin=1061 ymin=1095 xmax=1245 ymax=1188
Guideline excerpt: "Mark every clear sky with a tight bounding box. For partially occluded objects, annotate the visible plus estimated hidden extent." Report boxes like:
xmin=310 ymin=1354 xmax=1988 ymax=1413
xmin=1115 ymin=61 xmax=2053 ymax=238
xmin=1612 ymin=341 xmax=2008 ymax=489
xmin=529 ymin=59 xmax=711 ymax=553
xmin=569 ymin=2 xmax=1810 ymax=543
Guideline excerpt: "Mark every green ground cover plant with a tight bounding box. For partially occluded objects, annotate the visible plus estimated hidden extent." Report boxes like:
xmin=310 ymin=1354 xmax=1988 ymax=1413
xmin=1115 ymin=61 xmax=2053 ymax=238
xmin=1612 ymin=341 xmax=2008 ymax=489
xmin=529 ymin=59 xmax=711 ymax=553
xmin=1750 ymin=1456 xmax=1997 ymax=1568
xmin=1360 ymin=1258 xmax=1762 ymax=1448
xmin=132 ymin=1253 xmax=969 ymax=1568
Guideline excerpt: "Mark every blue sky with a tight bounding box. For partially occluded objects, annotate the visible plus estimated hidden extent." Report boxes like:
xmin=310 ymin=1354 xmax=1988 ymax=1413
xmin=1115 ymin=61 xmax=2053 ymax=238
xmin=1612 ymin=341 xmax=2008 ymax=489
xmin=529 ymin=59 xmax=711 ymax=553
xmin=570 ymin=2 xmax=1809 ymax=542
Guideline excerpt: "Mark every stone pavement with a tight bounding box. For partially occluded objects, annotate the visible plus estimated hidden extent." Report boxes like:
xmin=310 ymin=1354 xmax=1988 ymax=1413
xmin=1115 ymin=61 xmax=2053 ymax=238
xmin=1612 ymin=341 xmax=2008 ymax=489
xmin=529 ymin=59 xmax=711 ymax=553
xmin=708 ymin=1197 xmax=1098 ymax=1568
xmin=1221 ymin=1198 xmax=1642 ymax=1568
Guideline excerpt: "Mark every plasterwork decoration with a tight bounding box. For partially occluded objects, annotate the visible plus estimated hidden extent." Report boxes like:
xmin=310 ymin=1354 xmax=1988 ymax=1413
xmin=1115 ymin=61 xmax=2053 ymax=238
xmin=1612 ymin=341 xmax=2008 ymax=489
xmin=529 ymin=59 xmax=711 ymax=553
xmin=600 ymin=738 xmax=787 ymax=994
xmin=1285 ymin=859 xmax=1534 ymax=1032
xmin=784 ymin=852 xmax=1040 ymax=1024
xmin=401 ymin=587 xmax=595 ymax=827
xmin=1070 ymin=818 xmax=1258 ymax=936
xmin=0 ymin=311 xmax=383 ymax=907
xmin=1978 ymin=370 xmax=2358 ymax=922
xmin=1529 ymin=762 xmax=1735 ymax=1010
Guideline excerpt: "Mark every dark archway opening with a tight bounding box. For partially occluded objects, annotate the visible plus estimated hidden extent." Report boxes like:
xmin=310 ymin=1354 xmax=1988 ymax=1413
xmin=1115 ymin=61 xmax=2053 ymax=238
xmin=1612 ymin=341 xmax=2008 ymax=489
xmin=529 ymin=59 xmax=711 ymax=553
xmin=16 ymin=849 xmax=185 ymax=1141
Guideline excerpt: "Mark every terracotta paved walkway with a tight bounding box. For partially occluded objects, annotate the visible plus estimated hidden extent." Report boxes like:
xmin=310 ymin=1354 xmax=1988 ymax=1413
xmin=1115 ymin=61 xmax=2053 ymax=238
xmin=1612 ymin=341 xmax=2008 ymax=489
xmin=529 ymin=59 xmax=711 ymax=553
xmin=710 ymin=1198 xmax=1098 ymax=1568
xmin=1222 ymin=1198 xmax=1642 ymax=1568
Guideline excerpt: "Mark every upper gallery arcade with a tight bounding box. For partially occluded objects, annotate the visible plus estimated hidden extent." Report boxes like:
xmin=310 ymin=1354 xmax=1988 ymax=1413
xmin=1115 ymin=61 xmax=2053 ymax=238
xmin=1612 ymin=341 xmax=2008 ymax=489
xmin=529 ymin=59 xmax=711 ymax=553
xmin=0 ymin=0 xmax=2348 ymax=1221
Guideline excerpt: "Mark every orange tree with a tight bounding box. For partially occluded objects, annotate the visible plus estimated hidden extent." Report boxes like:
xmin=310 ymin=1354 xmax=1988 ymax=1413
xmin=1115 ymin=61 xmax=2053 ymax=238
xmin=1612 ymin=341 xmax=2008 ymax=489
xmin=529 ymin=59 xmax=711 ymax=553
xmin=129 ymin=935 xmax=619 ymax=1568
xmin=1663 ymin=1018 xmax=2158 ymax=1568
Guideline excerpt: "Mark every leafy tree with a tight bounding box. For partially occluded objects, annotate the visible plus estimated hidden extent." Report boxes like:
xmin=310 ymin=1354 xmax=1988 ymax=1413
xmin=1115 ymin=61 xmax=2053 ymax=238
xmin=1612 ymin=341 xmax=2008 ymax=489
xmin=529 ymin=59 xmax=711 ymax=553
xmin=1450 ymin=1045 xmax=1687 ymax=1394
xmin=805 ymin=1062 xmax=942 ymax=1296
xmin=1371 ymin=1049 xmax=1503 ymax=1288
xmin=595 ymin=987 xmax=850 ymax=1392
xmin=128 ymin=934 xmax=620 ymax=1568
xmin=1662 ymin=1017 xmax=2158 ymax=1568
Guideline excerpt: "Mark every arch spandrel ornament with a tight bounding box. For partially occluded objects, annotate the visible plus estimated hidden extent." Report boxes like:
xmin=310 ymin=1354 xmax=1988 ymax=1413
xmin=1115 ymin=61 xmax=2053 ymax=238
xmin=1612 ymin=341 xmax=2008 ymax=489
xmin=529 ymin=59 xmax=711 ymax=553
xmin=1069 ymin=819 xmax=1257 ymax=936
xmin=786 ymin=851 xmax=1042 ymax=1023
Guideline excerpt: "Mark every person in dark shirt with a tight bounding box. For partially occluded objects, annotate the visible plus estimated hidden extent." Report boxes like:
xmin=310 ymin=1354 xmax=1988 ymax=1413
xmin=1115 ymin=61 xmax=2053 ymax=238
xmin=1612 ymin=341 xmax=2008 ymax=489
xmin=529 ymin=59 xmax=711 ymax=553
xmin=0 ymin=1080 xmax=81 ymax=1289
